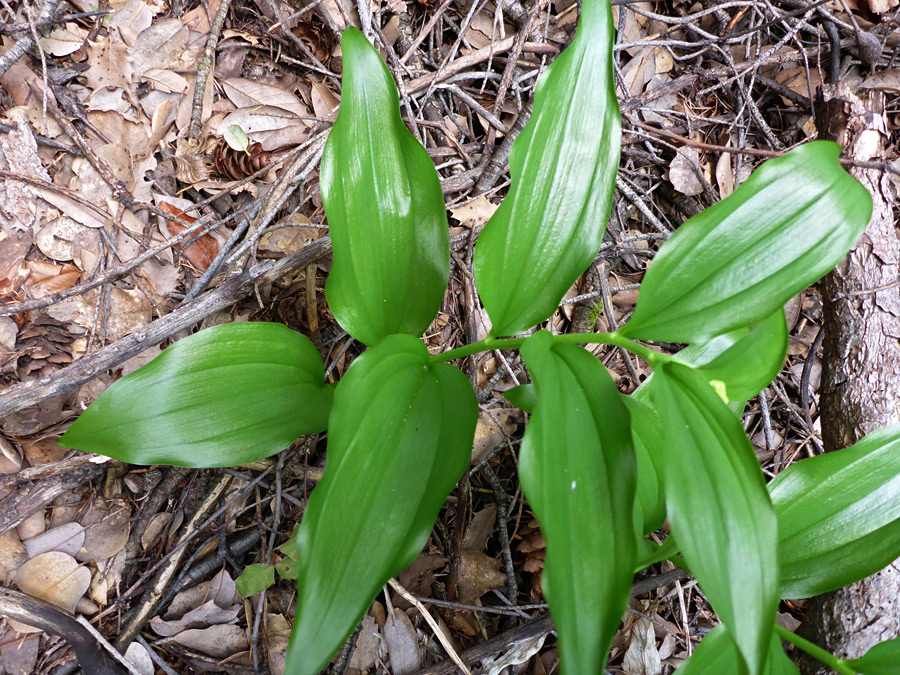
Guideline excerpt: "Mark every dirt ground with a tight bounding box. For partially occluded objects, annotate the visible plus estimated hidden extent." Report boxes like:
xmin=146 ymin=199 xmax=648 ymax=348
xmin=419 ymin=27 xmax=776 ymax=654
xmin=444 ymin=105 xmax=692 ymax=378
xmin=1 ymin=0 xmax=899 ymax=672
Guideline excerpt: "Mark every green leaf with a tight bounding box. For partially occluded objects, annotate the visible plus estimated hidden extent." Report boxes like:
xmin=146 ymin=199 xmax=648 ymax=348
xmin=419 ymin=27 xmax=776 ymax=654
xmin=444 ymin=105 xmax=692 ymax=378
xmin=770 ymin=423 xmax=900 ymax=599
xmin=518 ymin=331 xmax=635 ymax=672
xmin=502 ymin=383 xmax=536 ymax=413
xmin=622 ymin=394 xmax=666 ymax=535
xmin=647 ymin=363 xmax=779 ymax=675
xmin=846 ymin=636 xmax=900 ymax=675
xmin=286 ymin=334 xmax=478 ymax=675
xmin=620 ymin=142 xmax=872 ymax=343
xmin=223 ymin=124 xmax=249 ymax=152
xmin=473 ymin=0 xmax=619 ymax=336
xmin=676 ymin=625 xmax=799 ymax=675
xmin=675 ymin=309 xmax=788 ymax=405
xmin=60 ymin=323 xmax=332 ymax=468
xmin=321 ymin=28 xmax=449 ymax=345
xmin=235 ymin=564 xmax=276 ymax=598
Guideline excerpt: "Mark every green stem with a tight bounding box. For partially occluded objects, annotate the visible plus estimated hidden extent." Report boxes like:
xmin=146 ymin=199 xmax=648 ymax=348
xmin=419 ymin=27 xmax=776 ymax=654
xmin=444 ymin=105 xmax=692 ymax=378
xmin=430 ymin=331 xmax=670 ymax=367
xmin=773 ymin=625 xmax=857 ymax=675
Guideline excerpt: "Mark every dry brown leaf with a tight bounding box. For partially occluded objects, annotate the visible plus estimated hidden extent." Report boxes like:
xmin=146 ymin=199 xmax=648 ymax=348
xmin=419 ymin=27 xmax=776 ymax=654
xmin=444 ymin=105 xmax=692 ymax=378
xmin=471 ymin=409 xmax=517 ymax=465
xmin=449 ymin=195 xmax=498 ymax=229
xmin=173 ymin=624 xmax=249 ymax=658
xmin=123 ymin=642 xmax=154 ymax=675
xmin=86 ymin=34 xmax=135 ymax=91
xmin=310 ymin=80 xmax=340 ymax=119
xmin=384 ymin=607 xmax=420 ymax=675
xmin=623 ymin=616 xmax=662 ymax=675
xmin=457 ymin=549 xmax=505 ymax=605
xmin=222 ymin=78 xmax=309 ymax=118
xmin=22 ymin=522 xmax=86 ymax=559
xmin=265 ymin=613 xmax=291 ymax=675
xmin=34 ymin=216 xmax=93 ymax=262
xmin=76 ymin=498 xmax=131 ymax=562
xmin=13 ymin=551 xmax=91 ymax=614
xmin=38 ymin=27 xmax=85 ymax=56
xmin=0 ymin=630 xmax=39 ymax=673
xmin=462 ymin=505 xmax=497 ymax=552
xmin=159 ymin=201 xmax=219 ymax=271
xmin=131 ymin=20 xmax=189 ymax=75
xmin=0 ymin=530 xmax=27 ymax=585
xmin=108 ymin=0 xmax=155 ymax=38
xmin=715 ymin=150 xmax=735 ymax=200
xmin=347 ymin=615 xmax=380 ymax=672
xmin=669 ymin=147 xmax=704 ymax=196
xmin=1 ymin=116 xmax=50 ymax=232
xmin=150 ymin=600 xmax=241 ymax=636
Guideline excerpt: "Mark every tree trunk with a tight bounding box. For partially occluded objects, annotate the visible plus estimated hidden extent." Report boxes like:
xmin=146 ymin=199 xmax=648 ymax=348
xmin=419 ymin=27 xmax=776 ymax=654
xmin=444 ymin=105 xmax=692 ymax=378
xmin=797 ymin=84 xmax=900 ymax=673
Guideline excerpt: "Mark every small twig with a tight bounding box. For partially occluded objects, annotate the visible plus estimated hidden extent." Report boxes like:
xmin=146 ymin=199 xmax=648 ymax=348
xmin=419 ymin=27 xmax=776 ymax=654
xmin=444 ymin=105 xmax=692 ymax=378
xmin=0 ymin=0 xmax=62 ymax=79
xmin=188 ymin=0 xmax=232 ymax=143
xmin=388 ymin=578 xmax=473 ymax=675
xmin=75 ymin=617 xmax=143 ymax=675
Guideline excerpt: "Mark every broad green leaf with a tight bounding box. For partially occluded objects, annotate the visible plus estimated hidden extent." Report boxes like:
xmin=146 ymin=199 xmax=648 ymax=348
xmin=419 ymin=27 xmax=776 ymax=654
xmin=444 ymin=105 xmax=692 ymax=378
xmin=770 ymin=423 xmax=900 ymax=599
xmin=648 ymin=363 xmax=779 ymax=675
xmin=846 ymin=636 xmax=900 ymax=675
xmin=60 ymin=323 xmax=332 ymax=468
xmin=286 ymin=334 xmax=478 ymax=675
xmin=321 ymin=28 xmax=449 ymax=345
xmin=675 ymin=626 xmax=799 ymax=675
xmin=235 ymin=564 xmax=275 ymax=598
xmin=473 ymin=0 xmax=619 ymax=336
xmin=518 ymin=331 xmax=635 ymax=672
xmin=502 ymin=383 xmax=536 ymax=413
xmin=675 ymin=309 xmax=788 ymax=405
xmin=622 ymin=394 xmax=666 ymax=534
xmin=223 ymin=124 xmax=249 ymax=152
xmin=620 ymin=142 xmax=872 ymax=343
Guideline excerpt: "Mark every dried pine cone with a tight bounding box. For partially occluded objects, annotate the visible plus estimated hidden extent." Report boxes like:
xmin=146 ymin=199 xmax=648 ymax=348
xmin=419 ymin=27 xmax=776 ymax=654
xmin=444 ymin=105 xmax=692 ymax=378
xmin=212 ymin=141 xmax=269 ymax=180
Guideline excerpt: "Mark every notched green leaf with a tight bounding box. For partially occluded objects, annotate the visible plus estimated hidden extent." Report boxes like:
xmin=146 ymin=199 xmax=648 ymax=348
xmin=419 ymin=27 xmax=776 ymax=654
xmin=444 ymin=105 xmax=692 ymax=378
xmin=286 ymin=334 xmax=478 ymax=675
xmin=621 ymin=142 xmax=873 ymax=343
xmin=675 ymin=309 xmax=788 ymax=405
xmin=473 ymin=0 xmax=620 ymax=336
xmin=519 ymin=331 xmax=635 ymax=672
xmin=321 ymin=28 xmax=449 ymax=345
xmin=60 ymin=323 xmax=332 ymax=468
xmin=770 ymin=423 xmax=900 ymax=599
xmin=648 ymin=363 xmax=779 ymax=675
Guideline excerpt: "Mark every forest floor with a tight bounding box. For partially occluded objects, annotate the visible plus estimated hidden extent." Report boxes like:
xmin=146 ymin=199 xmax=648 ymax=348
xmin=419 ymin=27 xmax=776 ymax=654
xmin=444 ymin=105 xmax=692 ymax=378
xmin=1 ymin=0 xmax=899 ymax=673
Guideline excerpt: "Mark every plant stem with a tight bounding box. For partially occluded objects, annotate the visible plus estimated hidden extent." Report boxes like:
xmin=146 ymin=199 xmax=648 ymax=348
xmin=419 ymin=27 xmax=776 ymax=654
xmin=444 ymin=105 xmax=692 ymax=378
xmin=430 ymin=331 xmax=669 ymax=366
xmin=773 ymin=625 xmax=858 ymax=675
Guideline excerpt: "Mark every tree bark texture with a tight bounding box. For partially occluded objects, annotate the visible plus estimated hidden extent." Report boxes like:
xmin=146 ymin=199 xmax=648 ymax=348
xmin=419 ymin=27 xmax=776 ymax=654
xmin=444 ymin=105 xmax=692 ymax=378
xmin=797 ymin=83 xmax=900 ymax=673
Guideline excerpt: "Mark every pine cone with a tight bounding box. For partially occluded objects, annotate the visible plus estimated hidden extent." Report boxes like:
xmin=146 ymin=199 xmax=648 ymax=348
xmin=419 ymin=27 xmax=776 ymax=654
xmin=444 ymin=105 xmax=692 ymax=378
xmin=212 ymin=141 xmax=269 ymax=180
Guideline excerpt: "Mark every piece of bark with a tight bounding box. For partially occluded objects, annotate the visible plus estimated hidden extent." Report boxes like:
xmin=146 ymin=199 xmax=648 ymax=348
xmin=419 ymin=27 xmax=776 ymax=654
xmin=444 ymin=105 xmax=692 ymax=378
xmin=797 ymin=84 xmax=900 ymax=673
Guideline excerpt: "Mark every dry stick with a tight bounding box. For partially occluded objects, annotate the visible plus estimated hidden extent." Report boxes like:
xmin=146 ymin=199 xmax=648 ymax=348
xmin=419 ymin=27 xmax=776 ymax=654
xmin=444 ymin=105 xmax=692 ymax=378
xmin=0 ymin=237 xmax=333 ymax=420
xmin=114 ymin=473 xmax=233 ymax=650
xmin=0 ymin=139 xmax=316 ymax=317
xmin=412 ymin=568 xmax=692 ymax=675
xmin=0 ymin=0 xmax=62 ymax=79
xmin=0 ymin=587 xmax=127 ymax=675
xmin=404 ymin=39 xmax=556 ymax=96
xmin=388 ymin=578 xmax=473 ymax=675
xmin=630 ymin=119 xmax=900 ymax=177
xmin=188 ymin=0 xmax=232 ymax=143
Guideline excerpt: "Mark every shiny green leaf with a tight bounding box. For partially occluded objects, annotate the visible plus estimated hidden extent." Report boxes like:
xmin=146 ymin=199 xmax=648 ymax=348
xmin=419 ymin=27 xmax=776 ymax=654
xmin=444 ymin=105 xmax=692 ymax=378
xmin=473 ymin=0 xmax=619 ymax=336
xmin=846 ymin=636 xmax=900 ymax=674
xmin=60 ymin=323 xmax=332 ymax=468
xmin=648 ymin=363 xmax=779 ymax=675
xmin=620 ymin=142 xmax=872 ymax=343
xmin=321 ymin=28 xmax=449 ymax=345
xmin=502 ymin=383 xmax=536 ymax=413
xmin=770 ymin=423 xmax=900 ymax=599
xmin=235 ymin=564 xmax=275 ymax=598
xmin=675 ymin=309 xmax=788 ymax=405
xmin=286 ymin=334 xmax=478 ymax=674
xmin=676 ymin=625 xmax=799 ymax=675
xmin=518 ymin=331 xmax=635 ymax=672
xmin=622 ymin=394 xmax=666 ymax=535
